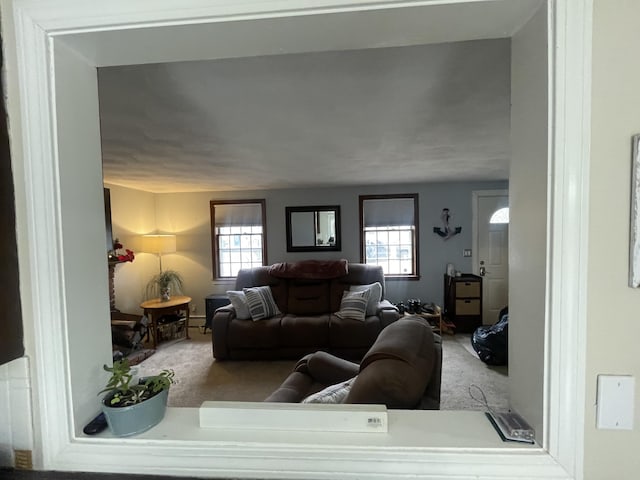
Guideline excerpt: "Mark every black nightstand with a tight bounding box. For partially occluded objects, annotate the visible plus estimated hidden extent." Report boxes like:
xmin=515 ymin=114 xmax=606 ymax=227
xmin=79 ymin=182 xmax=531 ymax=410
xmin=204 ymin=294 xmax=230 ymax=333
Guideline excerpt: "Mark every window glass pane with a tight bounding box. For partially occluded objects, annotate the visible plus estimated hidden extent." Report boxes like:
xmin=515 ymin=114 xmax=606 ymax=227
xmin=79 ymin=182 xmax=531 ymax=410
xmin=490 ymin=207 xmax=510 ymax=224
xmin=360 ymin=194 xmax=418 ymax=276
xmin=219 ymin=250 xmax=230 ymax=263
xmin=212 ymin=200 xmax=267 ymax=278
xmin=219 ymin=263 xmax=231 ymax=277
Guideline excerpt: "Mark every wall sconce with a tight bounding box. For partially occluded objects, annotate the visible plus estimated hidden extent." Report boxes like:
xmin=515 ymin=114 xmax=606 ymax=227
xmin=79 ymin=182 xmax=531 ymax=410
xmin=140 ymin=234 xmax=176 ymax=272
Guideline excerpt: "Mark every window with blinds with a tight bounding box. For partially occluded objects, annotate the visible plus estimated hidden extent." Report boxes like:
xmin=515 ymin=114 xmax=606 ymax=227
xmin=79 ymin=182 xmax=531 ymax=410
xmin=210 ymin=200 xmax=267 ymax=278
xmin=359 ymin=194 xmax=419 ymax=278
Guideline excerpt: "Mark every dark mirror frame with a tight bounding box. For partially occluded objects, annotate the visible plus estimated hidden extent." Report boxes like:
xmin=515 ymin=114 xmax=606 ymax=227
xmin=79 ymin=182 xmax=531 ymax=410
xmin=286 ymin=205 xmax=341 ymax=252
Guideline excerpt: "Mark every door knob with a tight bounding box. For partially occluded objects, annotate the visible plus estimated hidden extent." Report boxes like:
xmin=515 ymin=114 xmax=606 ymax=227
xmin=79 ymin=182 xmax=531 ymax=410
xmin=479 ymin=266 xmax=486 ymax=276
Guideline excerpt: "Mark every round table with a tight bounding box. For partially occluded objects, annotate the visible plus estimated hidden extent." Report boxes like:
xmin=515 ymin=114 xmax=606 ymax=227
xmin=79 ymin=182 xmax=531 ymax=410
xmin=140 ymin=295 xmax=192 ymax=348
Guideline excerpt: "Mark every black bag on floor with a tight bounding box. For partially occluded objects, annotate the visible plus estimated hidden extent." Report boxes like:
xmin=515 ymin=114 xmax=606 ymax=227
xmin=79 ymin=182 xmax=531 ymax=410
xmin=471 ymin=308 xmax=508 ymax=366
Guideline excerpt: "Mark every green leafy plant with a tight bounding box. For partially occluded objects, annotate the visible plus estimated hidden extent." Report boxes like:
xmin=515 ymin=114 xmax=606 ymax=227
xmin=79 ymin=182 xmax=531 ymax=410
xmin=100 ymin=359 xmax=175 ymax=407
xmin=145 ymin=269 xmax=184 ymax=300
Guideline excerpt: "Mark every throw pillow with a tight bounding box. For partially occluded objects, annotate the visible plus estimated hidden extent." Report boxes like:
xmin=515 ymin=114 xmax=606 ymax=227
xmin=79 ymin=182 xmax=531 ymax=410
xmin=349 ymin=282 xmax=383 ymax=317
xmin=301 ymin=378 xmax=355 ymax=404
xmin=226 ymin=290 xmax=251 ymax=320
xmin=334 ymin=289 xmax=370 ymax=322
xmin=243 ymin=285 xmax=281 ymax=321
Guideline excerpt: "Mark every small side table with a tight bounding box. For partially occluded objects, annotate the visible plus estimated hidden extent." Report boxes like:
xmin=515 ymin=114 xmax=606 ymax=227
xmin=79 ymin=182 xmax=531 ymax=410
xmin=140 ymin=295 xmax=192 ymax=348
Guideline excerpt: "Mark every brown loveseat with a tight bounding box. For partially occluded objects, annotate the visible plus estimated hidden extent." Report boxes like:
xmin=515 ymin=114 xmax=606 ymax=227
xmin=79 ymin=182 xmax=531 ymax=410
xmin=264 ymin=316 xmax=442 ymax=409
xmin=211 ymin=261 xmax=400 ymax=360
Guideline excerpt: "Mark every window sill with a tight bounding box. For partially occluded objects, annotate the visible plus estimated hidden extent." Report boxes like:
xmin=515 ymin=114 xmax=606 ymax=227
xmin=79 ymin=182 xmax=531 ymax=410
xmin=384 ymin=274 xmax=421 ymax=281
xmin=71 ymin=407 xmax=561 ymax=478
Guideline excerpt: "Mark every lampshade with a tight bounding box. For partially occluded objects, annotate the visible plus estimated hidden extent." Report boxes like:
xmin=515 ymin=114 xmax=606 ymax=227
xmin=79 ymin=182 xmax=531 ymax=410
xmin=140 ymin=234 xmax=176 ymax=254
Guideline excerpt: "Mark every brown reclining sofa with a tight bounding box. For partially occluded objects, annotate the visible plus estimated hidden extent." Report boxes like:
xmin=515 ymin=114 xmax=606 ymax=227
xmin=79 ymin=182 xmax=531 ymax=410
xmin=211 ymin=260 xmax=400 ymax=360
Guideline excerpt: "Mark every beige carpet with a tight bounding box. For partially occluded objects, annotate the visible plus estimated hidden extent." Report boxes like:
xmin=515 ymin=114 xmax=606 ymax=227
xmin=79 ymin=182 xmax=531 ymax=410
xmin=440 ymin=334 xmax=509 ymax=411
xmin=134 ymin=328 xmax=508 ymax=410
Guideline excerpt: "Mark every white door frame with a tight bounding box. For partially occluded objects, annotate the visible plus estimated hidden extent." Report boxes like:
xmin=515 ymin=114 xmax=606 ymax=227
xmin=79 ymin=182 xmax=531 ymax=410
xmin=471 ymin=189 xmax=510 ymax=277
xmin=8 ymin=0 xmax=591 ymax=478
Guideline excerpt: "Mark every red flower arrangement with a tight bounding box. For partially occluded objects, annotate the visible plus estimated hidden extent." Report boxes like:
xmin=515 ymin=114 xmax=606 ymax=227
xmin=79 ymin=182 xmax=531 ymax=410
xmin=109 ymin=238 xmax=135 ymax=263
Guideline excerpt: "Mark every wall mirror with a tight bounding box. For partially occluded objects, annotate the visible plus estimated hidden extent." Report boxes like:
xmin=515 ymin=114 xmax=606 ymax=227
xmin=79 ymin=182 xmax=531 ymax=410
xmin=286 ymin=205 xmax=341 ymax=252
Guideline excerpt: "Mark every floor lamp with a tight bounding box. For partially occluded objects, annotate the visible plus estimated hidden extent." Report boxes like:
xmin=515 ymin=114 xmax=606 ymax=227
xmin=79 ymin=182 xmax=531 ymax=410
xmin=140 ymin=234 xmax=176 ymax=272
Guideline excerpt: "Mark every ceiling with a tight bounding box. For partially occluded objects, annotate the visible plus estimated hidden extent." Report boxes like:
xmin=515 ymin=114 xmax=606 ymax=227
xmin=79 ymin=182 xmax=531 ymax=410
xmin=98 ymin=38 xmax=511 ymax=193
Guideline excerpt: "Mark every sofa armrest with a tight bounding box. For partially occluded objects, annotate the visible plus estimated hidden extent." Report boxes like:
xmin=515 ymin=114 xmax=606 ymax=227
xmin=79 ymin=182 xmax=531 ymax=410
xmin=264 ymin=372 xmax=314 ymax=403
xmin=211 ymin=307 xmax=236 ymax=360
xmin=421 ymin=333 xmax=442 ymax=410
xmin=377 ymin=300 xmax=400 ymax=327
xmin=306 ymin=351 xmax=359 ymax=385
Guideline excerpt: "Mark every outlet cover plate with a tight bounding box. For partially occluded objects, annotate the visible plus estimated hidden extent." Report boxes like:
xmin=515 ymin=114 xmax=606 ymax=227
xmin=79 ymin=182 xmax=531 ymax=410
xmin=596 ymin=375 xmax=635 ymax=429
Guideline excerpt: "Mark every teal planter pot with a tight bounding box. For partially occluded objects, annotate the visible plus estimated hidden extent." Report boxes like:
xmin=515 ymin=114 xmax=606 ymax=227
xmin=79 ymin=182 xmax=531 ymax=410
xmin=102 ymin=388 xmax=169 ymax=437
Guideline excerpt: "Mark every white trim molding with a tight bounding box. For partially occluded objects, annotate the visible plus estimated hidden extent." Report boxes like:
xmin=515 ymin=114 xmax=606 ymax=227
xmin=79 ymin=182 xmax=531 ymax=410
xmin=471 ymin=189 xmax=510 ymax=276
xmin=9 ymin=0 xmax=590 ymax=478
xmin=0 ymin=357 xmax=34 ymax=467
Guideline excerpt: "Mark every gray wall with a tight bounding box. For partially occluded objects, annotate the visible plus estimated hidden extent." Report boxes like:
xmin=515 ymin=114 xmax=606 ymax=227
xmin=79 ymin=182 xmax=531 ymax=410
xmin=120 ymin=179 xmax=509 ymax=316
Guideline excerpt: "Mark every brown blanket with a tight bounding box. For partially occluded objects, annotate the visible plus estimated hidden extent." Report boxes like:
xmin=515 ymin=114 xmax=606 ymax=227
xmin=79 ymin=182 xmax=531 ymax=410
xmin=269 ymin=259 xmax=348 ymax=279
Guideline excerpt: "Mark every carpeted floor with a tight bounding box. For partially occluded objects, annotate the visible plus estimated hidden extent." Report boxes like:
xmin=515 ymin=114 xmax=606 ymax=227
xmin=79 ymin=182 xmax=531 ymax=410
xmin=134 ymin=328 xmax=508 ymax=410
xmin=440 ymin=334 xmax=509 ymax=411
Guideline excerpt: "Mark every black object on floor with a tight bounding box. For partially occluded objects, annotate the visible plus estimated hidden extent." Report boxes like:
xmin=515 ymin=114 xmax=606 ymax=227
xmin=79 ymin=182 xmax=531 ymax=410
xmin=471 ymin=307 xmax=508 ymax=366
xmin=82 ymin=412 xmax=108 ymax=435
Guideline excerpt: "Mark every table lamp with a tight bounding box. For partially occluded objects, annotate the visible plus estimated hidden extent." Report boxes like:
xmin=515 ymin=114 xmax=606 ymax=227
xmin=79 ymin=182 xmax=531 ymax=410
xmin=140 ymin=234 xmax=176 ymax=272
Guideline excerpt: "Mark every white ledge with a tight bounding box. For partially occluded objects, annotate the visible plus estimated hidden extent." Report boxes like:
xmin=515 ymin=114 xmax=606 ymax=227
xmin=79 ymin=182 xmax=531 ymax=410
xmin=200 ymin=401 xmax=388 ymax=433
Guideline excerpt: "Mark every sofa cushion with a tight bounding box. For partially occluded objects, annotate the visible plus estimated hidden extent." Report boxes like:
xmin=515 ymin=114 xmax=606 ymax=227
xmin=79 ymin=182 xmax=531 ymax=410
xmin=226 ymin=290 xmax=251 ymax=320
xmin=243 ymin=286 xmax=281 ymax=321
xmin=227 ymin=315 xmax=281 ymax=348
xmin=329 ymin=314 xmax=382 ymax=348
xmin=349 ymin=282 xmax=383 ymax=316
xmin=287 ymin=279 xmax=331 ymax=315
xmin=280 ymin=314 xmax=330 ymax=347
xmin=236 ymin=267 xmax=288 ymax=313
xmin=334 ymin=289 xmax=370 ymax=321
xmin=329 ymin=264 xmax=385 ymax=312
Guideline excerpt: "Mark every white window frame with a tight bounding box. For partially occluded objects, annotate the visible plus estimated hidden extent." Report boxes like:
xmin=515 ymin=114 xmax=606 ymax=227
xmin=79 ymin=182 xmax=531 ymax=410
xmin=10 ymin=0 xmax=590 ymax=478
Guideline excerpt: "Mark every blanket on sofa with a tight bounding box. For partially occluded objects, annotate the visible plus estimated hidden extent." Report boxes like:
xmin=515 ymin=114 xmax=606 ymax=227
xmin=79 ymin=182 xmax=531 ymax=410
xmin=269 ymin=259 xmax=348 ymax=279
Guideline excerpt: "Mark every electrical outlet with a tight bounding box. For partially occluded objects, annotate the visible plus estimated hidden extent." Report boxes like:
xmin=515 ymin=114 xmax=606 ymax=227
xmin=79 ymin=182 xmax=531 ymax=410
xmin=191 ymin=304 xmax=197 ymax=314
xmin=463 ymin=249 xmax=472 ymax=257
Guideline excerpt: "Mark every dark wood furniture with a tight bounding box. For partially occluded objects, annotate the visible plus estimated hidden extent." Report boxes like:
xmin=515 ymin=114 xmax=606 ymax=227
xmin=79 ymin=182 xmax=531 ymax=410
xmin=205 ymin=294 xmax=231 ymax=333
xmin=140 ymin=296 xmax=192 ymax=348
xmin=408 ymin=305 xmax=454 ymax=335
xmin=443 ymin=274 xmax=482 ymax=333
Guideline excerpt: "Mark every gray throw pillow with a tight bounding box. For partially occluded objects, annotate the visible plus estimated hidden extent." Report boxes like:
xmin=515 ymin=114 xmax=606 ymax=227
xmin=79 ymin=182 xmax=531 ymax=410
xmin=243 ymin=285 xmax=281 ymax=321
xmin=334 ymin=289 xmax=370 ymax=322
xmin=350 ymin=282 xmax=383 ymax=316
xmin=301 ymin=378 xmax=355 ymax=404
xmin=226 ymin=290 xmax=251 ymax=320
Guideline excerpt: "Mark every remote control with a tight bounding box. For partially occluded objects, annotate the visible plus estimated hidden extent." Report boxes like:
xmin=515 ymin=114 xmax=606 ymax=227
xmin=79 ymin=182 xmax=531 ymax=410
xmin=486 ymin=411 xmax=535 ymax=444
xmin=83 ymin=412 xmax=108 ymax=435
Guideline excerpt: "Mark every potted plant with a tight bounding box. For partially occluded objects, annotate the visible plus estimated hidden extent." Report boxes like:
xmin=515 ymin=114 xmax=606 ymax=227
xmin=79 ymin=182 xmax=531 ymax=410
xmin=145 ymin=269 xmax=184 ymax=301
xmin=100 ymin=359 xmax=175 ymax=437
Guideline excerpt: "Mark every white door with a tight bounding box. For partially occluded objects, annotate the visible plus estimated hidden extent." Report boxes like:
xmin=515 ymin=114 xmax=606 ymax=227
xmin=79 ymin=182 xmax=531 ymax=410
xmin=472 ymin=191 xmax=509 ymax=325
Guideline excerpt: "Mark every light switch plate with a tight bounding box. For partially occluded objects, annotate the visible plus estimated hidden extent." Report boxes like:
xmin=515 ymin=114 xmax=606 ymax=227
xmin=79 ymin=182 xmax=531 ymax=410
xmin=596 ymin=375 xmax=635 ymax=430
xmin=463 ymin=249 xmax=472 ymax=257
